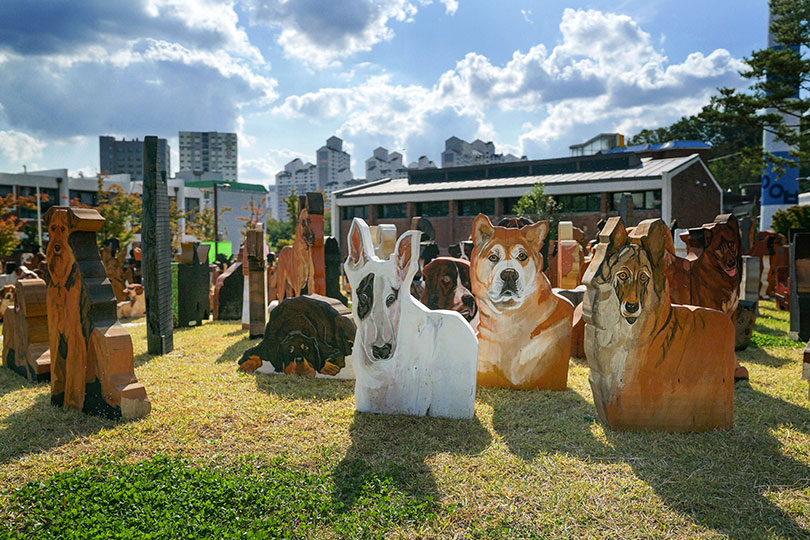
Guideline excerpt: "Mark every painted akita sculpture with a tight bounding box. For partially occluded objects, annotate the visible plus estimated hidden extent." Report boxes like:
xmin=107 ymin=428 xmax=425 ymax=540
xmin=344 ymin=218 xmax=478 ymax=419
xmin=582 ymin=217 xmax=734 ymax=431
xmin=470 ymin=214 xmax=573 ymax=390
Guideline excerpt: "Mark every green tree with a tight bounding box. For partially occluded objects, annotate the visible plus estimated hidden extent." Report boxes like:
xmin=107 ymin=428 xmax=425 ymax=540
xmin=283 ymin=188 xmax=299 ymax=224
xmin=0 ymin=192 xmax=45 ymax=257
xmin=771 ymin=204 xmax=810 ymax=235
xmin=514 ymin=183 xmax=560 ymax=240
xmin=709 ymin=0 xmax=810 ymax=180
xmin=629 ymin=106 xmax=762 ymax=193
xmin=69 ymin=176 xmax=142 ymax=250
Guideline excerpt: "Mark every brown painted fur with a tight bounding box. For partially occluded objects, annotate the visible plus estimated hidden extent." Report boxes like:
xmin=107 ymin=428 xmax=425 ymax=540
xmin=45 ymin=209 xmax=89 ymax=411
xmin=471 ymin=214 xmax=572 ymax=390
xmin=275 ymin=209 xmax=315 ymax=301
xmin=583 ymin=217 xmax=735 ymax=431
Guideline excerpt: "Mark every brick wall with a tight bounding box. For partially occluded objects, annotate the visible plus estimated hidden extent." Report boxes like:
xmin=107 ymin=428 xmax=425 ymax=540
xmin=670 ymin=162 xmax=722 ymax=228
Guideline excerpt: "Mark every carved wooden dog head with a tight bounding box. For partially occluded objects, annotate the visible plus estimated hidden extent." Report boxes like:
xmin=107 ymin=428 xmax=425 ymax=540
xmin=297 ymin=208 xmax=315 ymax=247
xmin=470 ymin=213 xmax=548 ymax=313
xmin=44 ymin=207 xmax=76 ymax=287
xmin=344 ymin=218 xmax=419 ymax=362
xmin=687 ymin=214 xmax=742 ymax=282
xmin=583 ymin=217 xmax=673 ymax=325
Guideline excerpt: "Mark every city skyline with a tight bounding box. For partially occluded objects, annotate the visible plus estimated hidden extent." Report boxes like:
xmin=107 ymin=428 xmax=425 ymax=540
xmin=0 ymin=1 xmax=766 ymax=185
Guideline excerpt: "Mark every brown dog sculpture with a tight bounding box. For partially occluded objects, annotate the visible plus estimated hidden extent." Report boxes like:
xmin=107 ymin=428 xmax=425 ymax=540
xmin=470 ymin=214 xmax=573 ymax=390
xmin=44 ymin=206 xmax=150 ymax=420
xmin=583 ymin=217 xmax=734 ymax=431
xmin=275 ymin=208 xmax=315 ymax=301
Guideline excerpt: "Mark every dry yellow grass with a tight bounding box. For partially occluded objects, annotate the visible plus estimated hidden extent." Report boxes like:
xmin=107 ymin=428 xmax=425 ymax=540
xmin=0 ymin=302 xmax=808 ymax=538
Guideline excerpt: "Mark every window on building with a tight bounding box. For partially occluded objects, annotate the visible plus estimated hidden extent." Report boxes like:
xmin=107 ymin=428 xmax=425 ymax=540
xmin=554 ymin=193 xmax=601 ymax=213
xmin=185 ymin=197 xmax=200 ymax=217
xmin=502 ymin=197 xmax=521 ymax=215
xmin=18 ymin=186 xmax=59 ymax=218
xmin=341 ymin=205 xmax=369 ymax=220
xmin=376 ymin=203 xmax=406 ymax=219
xmin=415 ymin=201 xmax=448 ymax=217
xmin=610 ymin=190 xmax=661 ymax=211
xmin=457 ymin=199 xmax=495 ymax=216
xmin=69 ymin=190 xmax=98 ymax=207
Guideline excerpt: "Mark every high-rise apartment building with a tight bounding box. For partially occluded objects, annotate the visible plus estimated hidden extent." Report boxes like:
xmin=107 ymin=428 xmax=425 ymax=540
xmin=365 ymin=147 xmax=437 ymax=182
xmin=273 ymin=136 xmax=355 ymax=220
xmin=178 ymin=131 xmax=238 ymax=182
xmin=441 ymin=136 xmax=522 ymax=168
xmin=99 ymin=136 xmax=170 ymax=181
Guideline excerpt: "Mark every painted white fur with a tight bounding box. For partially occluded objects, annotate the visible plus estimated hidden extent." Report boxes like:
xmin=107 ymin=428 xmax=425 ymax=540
xmin=344 ymin=218 xmax=478 ymax=419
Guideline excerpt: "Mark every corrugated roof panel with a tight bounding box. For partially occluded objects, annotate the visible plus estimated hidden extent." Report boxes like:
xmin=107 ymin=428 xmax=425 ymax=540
xmin=337 ymin=155 xmax=696 ymax=197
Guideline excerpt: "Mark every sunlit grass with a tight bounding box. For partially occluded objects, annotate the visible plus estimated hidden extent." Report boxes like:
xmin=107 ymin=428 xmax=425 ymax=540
xmin=0 ymin=301 xmax=808 ymax=538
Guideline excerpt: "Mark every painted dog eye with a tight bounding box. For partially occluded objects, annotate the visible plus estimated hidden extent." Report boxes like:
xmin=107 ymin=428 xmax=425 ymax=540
xmin=488 ymin=253 xmax=499 ymax=263
xmin=616 ymin=271 xmax=629 ymax=280
xmin=516 ymin=252 xmax=528 ymax=262
xmin=442 ymin=276 xmax=452 ymax=285
xmin=289 ymin=346 xmax=295 ymax=353
xmin=385 ymin=288 xmax=399 ymax=307
xmin=640 ymin=273 xmax=649 ymax=283
xmin=302 ymin=344 xmax=308 ymax=351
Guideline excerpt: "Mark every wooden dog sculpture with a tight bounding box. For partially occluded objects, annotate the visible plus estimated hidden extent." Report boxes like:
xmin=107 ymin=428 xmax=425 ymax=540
xmin=44 ymin=206 xmax=150 ymax=420
xmin=470 ymin=214 xmax=573 ymax=390
xmin=344 ymin=218 xmax=478 ymax=419
xmin=582 ymin=217 xmax=734 ymax=431
xmin=2 ymin=278 xmax=50 ymax=381
xmin=116 ymin=284 xmax=146 ymax=320
xmin=238 ymin=294 xmax=356 ymax=378
xmin=0 ymin=283 xmax=15 ymax=321
xmin=276 ymin=208 xmax=315 ymax=301
xmin=420 ymin=257 xmax=479 ymax=330
xmin=668 ymin=214 xmax=749 ymax=379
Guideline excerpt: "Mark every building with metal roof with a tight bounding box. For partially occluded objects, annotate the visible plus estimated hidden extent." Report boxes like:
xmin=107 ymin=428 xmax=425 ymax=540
xmin=331 ymin=151 xmax=722 ymax=255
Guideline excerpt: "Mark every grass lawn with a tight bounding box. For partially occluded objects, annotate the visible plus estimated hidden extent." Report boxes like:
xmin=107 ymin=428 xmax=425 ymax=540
xmin=0 ymin=301 xmax=808 ymax=538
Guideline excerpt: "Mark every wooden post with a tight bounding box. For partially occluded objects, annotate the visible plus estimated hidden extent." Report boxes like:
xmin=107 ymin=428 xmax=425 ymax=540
xmin=789 ymin=230 xmax=810 ymax=341
xmin=177 ymin=242 xmax=210 ymax=327
xmin=305 ymin=192 xmax=326 ymax=295
xmin=247 ymin=228 xmax=268 ymax=338
xmin=142 ymin=136 xmax=174 ymax=355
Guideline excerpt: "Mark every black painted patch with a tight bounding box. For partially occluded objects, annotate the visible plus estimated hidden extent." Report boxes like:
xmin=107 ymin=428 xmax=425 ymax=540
xmin=357 ymin=273 xmax=374 ymax=320
xmin=58 ymin=333 xmax=68 ymax=360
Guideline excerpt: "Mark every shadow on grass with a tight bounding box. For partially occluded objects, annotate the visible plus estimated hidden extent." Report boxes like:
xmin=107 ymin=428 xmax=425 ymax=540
xmin=0 ymin=393 xmax=112 ymax=465
xmin=0 ymin=367 xmax=41 ymax=398
xmin=738 ymin=344 xmax=795 ymax=369
xmin=333 ymin=411 xmax=491 ymax=511
xmin=485 ymin=380 xmax=810 ymax=539
xmin=215 ymin=334 xmax=256 ymax=364
xmin=255 ymin=373 xmax=354 ymax=401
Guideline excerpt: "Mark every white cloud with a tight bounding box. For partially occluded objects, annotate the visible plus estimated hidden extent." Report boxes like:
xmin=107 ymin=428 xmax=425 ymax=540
xmin=245 ymin=0 xmax=459 ymax=68
xmin=0 ymin=2 xmax=276 ymax=139
xmin=272 ymin=7 xmax=746 ymax=163
xmin=0 ymin=130 xmax=46 ymax=163
xmin=241 ymin=148 xmax=313 ymax=184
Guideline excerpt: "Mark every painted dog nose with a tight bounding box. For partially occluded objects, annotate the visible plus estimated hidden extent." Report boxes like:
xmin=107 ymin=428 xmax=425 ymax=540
xmin=500 ymin=268 xmax=518 ymax=282
xmin=462 ymin=294 xmax=475 ymax=307
xmin=372 ymin=343 xmax=392 ymax=359
xmin=624 ymin=302 xmax=639 ymax=313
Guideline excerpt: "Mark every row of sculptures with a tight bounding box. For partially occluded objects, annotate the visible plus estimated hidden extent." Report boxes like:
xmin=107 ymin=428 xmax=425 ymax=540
xmin=236 ymin=196 xmax=807 ymax=432
xmin=1 ymin=191 xmax=802 ymax=429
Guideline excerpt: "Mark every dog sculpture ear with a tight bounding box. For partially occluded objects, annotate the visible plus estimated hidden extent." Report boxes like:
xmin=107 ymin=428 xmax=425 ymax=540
xmin=633 ymin=219 xmax=675 ymax=269
xmin=346 ymin=218 xmax=372 ymax=270
xmin=521 ymin=220 xmax=549 ymax=250
xmin=472 ymin=214 xmax=494 ymax=248
xmin=582 ymin=216 xmax=628 ymax=286
xmin=394 ymin=230 xmax=420 ymax=284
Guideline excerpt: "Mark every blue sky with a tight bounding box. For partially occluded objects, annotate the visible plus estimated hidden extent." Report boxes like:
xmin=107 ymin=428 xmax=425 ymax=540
xmin=0 ymin=0 xmax=768 ymax=184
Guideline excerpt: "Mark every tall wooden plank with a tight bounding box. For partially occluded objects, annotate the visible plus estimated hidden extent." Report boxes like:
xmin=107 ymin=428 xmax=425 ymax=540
xmin=142 ymin=136 xmax=174 ymax=355
xmin=246 ymin=228 xmax=268 ymax=338
xmin=305 ymin=192 xmax=326 ymax=295
xmin=789 ymin=231 xmax=810 ymax=341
